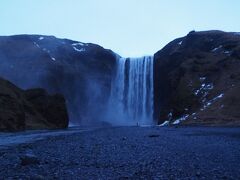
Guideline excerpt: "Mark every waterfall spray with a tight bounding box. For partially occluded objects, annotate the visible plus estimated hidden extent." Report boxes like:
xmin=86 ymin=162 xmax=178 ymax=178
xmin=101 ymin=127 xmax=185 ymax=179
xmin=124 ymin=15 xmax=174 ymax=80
xmin=108 ymin=56 xmax=154 ymax=125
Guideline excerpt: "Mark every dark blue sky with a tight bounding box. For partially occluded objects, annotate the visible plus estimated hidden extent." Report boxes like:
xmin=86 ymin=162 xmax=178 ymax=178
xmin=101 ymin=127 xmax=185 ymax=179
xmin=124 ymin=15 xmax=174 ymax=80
xmin=0 ymin=0 xmax=239 ymax=56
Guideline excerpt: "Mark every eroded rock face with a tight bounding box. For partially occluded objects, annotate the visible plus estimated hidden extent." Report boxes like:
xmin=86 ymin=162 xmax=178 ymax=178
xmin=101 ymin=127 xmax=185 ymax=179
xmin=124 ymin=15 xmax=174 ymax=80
xmin=0 ymin=35 xmax=117 ymax=124
xmin=154 ymin=30 xmax=240 ymax=125
xmin=0 ymin=78 xmax=25 ymax=131
xmin=24 ymin=89 xmax=69 ymax=129
xmin=0 ymin=77 xmax=68 ymax=131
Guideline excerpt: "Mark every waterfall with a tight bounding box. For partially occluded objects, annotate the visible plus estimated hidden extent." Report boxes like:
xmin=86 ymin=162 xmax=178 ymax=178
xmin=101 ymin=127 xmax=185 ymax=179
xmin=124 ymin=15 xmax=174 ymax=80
xmin=108 ymin=56 xmax=154 ymax=126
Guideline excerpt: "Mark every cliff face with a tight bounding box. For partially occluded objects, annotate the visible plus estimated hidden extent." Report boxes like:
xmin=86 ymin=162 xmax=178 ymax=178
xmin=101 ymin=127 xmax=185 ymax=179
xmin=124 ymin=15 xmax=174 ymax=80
xmin=1 ymin=31 xmax=240 ymax=127
xmin=0 ymin=77 xmax=68 ymax=131
xmin=154 ymin=31 xmax=240 ymax=125
xmin=0 ymin=35 xmax=117 ymax=124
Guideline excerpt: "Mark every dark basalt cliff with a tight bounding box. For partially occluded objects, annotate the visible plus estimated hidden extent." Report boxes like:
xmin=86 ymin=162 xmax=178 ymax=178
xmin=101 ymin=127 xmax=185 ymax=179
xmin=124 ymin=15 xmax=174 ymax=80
xmin=0 ymin=77 xmax=68 ymax=131
xmin=154 ymin=30 xmax=240 ymax=125
xmin=1 ymin=31 xmax=240 ymax=127
xmin=0 ymin=35 xmax=117 ymax=124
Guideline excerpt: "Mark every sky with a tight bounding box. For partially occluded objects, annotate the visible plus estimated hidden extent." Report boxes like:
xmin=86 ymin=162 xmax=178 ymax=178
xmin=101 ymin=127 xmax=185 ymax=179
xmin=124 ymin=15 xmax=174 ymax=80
xmin=0 ymin=0 xmax=240 ymax=57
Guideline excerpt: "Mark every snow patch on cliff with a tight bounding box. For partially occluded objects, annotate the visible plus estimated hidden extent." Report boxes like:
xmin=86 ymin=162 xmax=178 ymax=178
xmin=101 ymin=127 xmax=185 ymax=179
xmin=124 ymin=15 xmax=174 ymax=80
xmin=159 ymin=121 xmax=169 ymax=127
xmin=73 ymin=46 xmax=85 ymax=52
xmin=211 ymin=45 xmax=222 ymax=52
xmin=33 ymin=42 xmax=40 ymax=48
xmin=194 ymin=83 xmax=213 ymax=96
xmin=172 ymin=114 xmax=189 ymax=125
xmin=72 ymin=42 xmax=85 ymax=46
xmin=202 ymin=93 xmax=224 ymax=110
xmin=72 ymin=42 xmax=88 ymax=52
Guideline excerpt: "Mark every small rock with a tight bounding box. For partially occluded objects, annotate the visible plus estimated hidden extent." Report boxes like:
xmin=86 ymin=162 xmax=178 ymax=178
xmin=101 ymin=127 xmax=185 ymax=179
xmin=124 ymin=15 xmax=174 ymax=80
xmin=170 ymin=174 xmax=174 ymax=179
xmin=20 ymin=153 xmax=40 ymax=166
xmin=31 ymin=174 xmax=45 ymax=180
xmin=196 ymin=171 xmax=201 ymax=177
xmin=148 ymin=134 xmax=160 ymax=138
xmin=222 ymin=175 xmax=229 ymax=179
xmin=0 ymin=151 xmax=6 ymax=157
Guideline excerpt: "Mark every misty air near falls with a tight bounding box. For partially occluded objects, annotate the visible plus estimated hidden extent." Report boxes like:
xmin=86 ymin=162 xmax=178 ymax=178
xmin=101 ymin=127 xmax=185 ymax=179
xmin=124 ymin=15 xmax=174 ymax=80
xmin=0 ymin=0 xmax=240 ymax=179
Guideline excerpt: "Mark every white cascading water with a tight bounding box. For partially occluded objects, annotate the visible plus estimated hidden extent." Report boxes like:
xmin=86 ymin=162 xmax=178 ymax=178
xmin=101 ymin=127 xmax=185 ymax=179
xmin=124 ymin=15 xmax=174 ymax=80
xmin=108 ymin=56 xmax=154 ymax=126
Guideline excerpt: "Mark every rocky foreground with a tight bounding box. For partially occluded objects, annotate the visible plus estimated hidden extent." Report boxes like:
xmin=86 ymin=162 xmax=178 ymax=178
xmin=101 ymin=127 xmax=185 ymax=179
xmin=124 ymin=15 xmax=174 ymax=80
xmin=0 ymin=126 xmax=240 ymax=179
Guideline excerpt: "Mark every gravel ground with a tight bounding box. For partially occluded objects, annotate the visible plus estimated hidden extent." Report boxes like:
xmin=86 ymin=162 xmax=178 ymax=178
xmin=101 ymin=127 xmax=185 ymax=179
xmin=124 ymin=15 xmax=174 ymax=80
xmin=0 ymin=126 xmax=240 ymax=179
